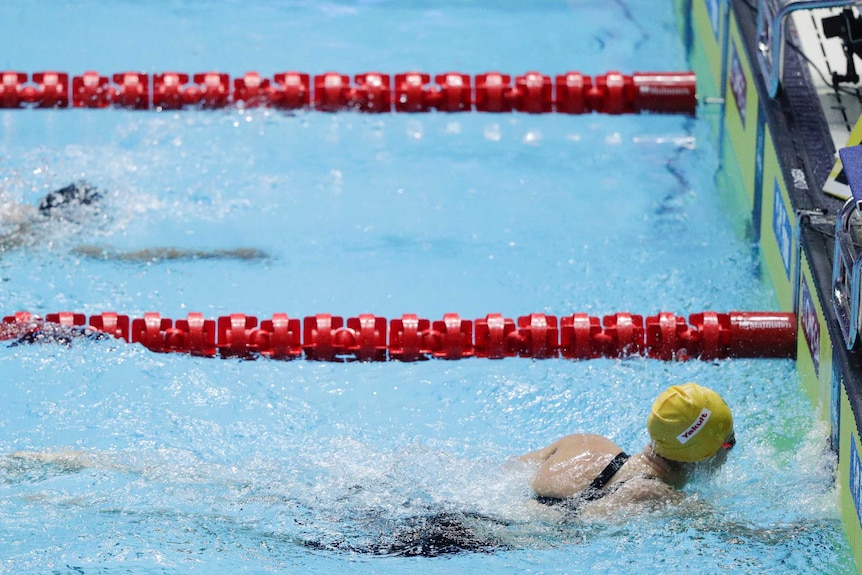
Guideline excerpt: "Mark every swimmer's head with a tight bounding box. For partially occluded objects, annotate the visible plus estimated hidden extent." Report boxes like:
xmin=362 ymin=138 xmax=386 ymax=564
xmin=37 ymin=182 xmax=102 ymax=220
xmin=647 ymin=383 xmax=733 ymax=463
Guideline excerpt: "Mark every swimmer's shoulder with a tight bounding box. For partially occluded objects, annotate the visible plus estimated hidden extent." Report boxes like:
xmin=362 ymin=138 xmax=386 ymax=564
xmin=578 ymin=475 xmax=681 ymax=521
xmin=527 ymin=475 xmax=681 ymax=523
xmin=608 ymin=454 xmax=680 ymax=504
xmin=613 ymin=474 xmax=679 ymax=504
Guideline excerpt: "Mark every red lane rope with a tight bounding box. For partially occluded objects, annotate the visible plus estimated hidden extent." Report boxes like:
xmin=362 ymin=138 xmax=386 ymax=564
xmin=1 ymin=310 xmax=795 ymax=361
xmin=0 ymin=70 xmax=697 ymax=115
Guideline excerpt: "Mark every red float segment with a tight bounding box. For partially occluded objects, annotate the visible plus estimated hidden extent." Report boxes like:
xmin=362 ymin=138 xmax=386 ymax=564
xmin=233 ymin=71 xmax=272 ymax=108
xmin=166 ymin=313 xmax=211 ymax=354
xmin=600 ymin=313 xmax=645 ymax=357
xmin=389 ymin=313 xmax=432 ymax=361
xmin=0 ymin=311 xmax=36 ymax=342
xmin=130 ymin=312 xmax=173 ymax=353
xmin=353 ymin=73 xmax=392 ymax=113
xmin=191 ymin=72 xmax=231 ymax=109
xmin=256 ymin=314 xmax=303 ymax=359
xmin=345 ymin=314 xmax=388 ymax=361
xmin=272 ymin=72 xmax=311 ymax=109
xmin=555 ymin=72 xmax=592 ymax=114
xmin=218 ymin=314 xmax=258 ymax=357
xmin=560 ymin=313 xmax=603 ymax=359
xmin=89 ymin=312 xmax=131 ymax=342
xmin=72 ymin=71 xmax=112 ymax=108
xmin=3 ymin=311 xmax=35 ymax=324
xmin=688 ymin=311 xmax=726 ymax=360
xmin=727 ymin=311 xmax=796 ymax=358
xmin=113 ymin=72 xmax=150 ymax=110
xmin=645 ymin=312 xmax=688 ymax=361
xmin=433 ymin=72 xmax=472 ymax=112
xmin=427 ymin=313 xmax=474 ymax=360
xmin=475 ymin=313 xmax=518 ymax=359
xmin=632 ymin=72 xmax=697 ymax=116
xmin=475 ymin=72 xmax=513 ymax=113
xmin=516 ymin=313 xmax=559 ymax=358
xmin=513 ymin=71 xmax=553 ymax=114
xmin=27 ymin=72 xmax=70 ymax=108
xmin=152 ymin=72 xmax=189 ymax=110
xmin=394 ymin=72 xmax=433 ymax=112
xmin=591 ymin=71 xmax=631 ymax=114
xmin=313 ymin=72 xmax=351 ymax=112
xmin=0 ymin=72 xmax=28 ymax=108
xmin=46 ymin=312 xmax=87 ymax=327
xmin=303 ymin=313 xmax=342 ymax=361
xmin=174 ymin=312 xmax=217 ymax=356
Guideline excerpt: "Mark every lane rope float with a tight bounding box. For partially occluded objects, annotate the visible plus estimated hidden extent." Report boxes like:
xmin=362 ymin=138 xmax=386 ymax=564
xmin=1 ymin=310 xmax=796 ymax=362
xmin=0 ymin=70 xmax=697 ymax=115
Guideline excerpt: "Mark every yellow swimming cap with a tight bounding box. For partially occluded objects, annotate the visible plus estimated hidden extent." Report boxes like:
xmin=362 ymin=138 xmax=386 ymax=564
xmin=647 ymin=383 xmax=733 ymax=463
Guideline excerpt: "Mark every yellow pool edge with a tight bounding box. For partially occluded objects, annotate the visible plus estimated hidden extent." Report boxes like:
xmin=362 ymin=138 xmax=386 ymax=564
xmin=678 ymin=0 xmax=862 ymax=570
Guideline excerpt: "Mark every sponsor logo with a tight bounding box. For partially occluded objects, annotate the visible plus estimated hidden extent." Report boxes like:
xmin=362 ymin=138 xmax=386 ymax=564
xmin=735 ymin=319 xmax=791 ymax=330
xmin=851 ymin=440 xmax=862 ymax=528
xmin=677 ymin=408 xmax=712 ymax=444
xmin=801 ymin=279 xmax=821 ymax=377
xmin=772 ymin=179 xmax=793 ymax=279
xmin=638 ymin=86 xmax=691 ymax=96
xmin=730 ymin=43 xmax=747 ymax=127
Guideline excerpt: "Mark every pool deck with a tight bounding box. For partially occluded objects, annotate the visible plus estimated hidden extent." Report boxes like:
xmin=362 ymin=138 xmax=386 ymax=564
xmin=794 ymin=7 xmax=862 ymax=152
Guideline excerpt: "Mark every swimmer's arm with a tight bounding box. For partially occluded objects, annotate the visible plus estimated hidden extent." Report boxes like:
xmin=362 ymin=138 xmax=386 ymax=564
xmin=0 ymin=229 xmax=26 ymax=253
xmin=0 ymin=204 xmax=39 ymax=253
xmin=8 ymin=450 xmax=129 ymax=473
xmin=0 ymin=222 xmax=36 ymax=254
xmin=73 ymin=245 xmax=269 ymax=262
xmin=0 ymin=202 xmax=39 ymax=225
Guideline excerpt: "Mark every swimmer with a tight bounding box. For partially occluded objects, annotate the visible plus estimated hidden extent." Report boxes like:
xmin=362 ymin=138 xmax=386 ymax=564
xmin=519 ymin=382 xmax=735 ymax=518
xmin=0 ymin=182 xmax=101 ymax=253
xmin=310 ymin=383 xmax=735 ymax=556
xmin=0 ymin=181 xmax=269 ymax=261
xmin=7 ymin=383 xmax=735 ymax=557
xmin=0 ymin=318 xmax=110 ymax=347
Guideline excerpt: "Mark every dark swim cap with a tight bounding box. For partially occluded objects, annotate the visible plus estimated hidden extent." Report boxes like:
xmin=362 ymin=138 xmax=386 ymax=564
xmin=38 ymin=182 xmax=102 ymax=217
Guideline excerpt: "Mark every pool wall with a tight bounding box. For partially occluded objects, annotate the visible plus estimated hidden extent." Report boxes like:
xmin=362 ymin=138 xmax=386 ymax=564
xmin=677 ymin=0 xmax=862 ymax=569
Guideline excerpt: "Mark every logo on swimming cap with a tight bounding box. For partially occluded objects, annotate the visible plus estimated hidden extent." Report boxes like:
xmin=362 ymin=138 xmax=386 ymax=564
xmin=647 ymin=383 xmax=733 ymax=462
xmin=676 ymin=408 xmax=711 ymax=444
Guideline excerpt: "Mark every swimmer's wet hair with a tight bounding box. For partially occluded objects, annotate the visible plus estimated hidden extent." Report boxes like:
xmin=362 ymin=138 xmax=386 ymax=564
xmin=37 ymin=182 xmax=102 ymax=217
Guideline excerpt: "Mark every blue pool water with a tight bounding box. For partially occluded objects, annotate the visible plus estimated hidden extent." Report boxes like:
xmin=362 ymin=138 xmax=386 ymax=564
xmin=0 ymin=1 xmax=855 ymax=574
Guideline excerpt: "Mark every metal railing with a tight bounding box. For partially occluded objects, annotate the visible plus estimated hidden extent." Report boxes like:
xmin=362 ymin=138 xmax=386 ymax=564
xmin=756 ymin=0 xmax=860 ymax=97
xmin=833 ymin=197 xmax=862 ymax=348
xmin=832 ymin=146 xmax=862 ymax=349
